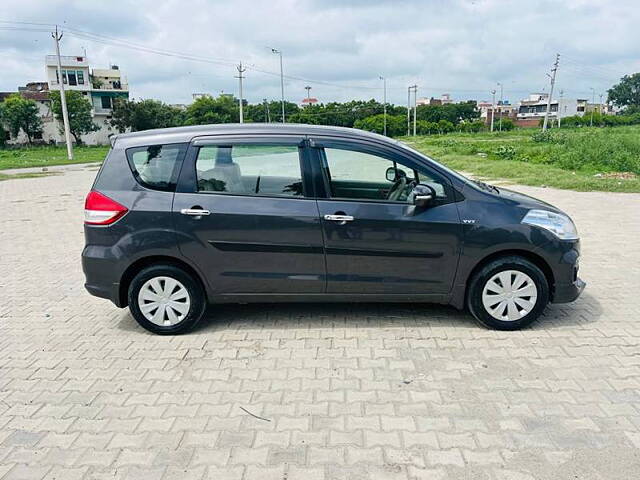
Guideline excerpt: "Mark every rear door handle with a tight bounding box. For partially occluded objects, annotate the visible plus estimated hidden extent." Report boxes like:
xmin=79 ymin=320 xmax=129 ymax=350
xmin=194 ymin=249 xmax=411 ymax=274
xmin=324 ymin=214 xmax=354 ymax=223
xmin=181 ymin=208 xmax=210 ymax=216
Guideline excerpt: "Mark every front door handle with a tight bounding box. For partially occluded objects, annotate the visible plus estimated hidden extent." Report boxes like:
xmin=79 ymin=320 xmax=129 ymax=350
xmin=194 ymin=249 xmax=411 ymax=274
xmin=324 ymin=214 xmax=354 ymax=225
xmin=181 ymin=208 xmax=210 ymax=216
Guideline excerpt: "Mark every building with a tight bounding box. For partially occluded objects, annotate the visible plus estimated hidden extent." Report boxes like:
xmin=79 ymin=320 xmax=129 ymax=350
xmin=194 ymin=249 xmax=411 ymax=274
xmin=416 ymin=93 xmax=455 ymax=106
xmin=44 ymin=55 xmax=129 ymax=145
xmin=301 ymin=97 xmax=318 ymax=106
xmin=514 ymin=93 xmax=604 ymax=127
xmin=478 ymin=100 xmax=517 ymax=126
xmin=1 ymin=82 xmax=55 ymax=144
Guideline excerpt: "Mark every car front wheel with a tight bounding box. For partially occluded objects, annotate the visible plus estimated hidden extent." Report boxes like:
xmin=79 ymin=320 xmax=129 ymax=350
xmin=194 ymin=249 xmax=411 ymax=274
xmin=467 ymin=256 xmax=549 ymax=330
xmin=128 ymin=264 xmax=206 ymax=335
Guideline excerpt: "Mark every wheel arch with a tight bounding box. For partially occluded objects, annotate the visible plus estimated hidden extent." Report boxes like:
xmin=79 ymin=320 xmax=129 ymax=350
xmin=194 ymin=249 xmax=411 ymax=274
xmin=464 ymin=249 xmax=555 ymax=304
xmin=118 ymin=255 xmax=207 ymax=307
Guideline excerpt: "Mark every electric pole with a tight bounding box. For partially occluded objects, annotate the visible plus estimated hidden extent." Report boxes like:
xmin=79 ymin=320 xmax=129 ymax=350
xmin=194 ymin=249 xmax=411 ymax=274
xmin=52 ymin=25 xmax=73 ymax=161
xmin=497 ymin=82 xmax=503 ymax=132
xmin=235 ymin=62 xmax=246 ymax=123
xmin=271 ymin=48 xmax=285 ymax=123
xmin=542 ymin=53 xmax=560 ymax=132
xmin=305 ymin=86 xmax=311 ymax=103
xmin=379 ymin=76 xmax=387 ymax=136
xmin=490 ymin=89 xmax=496 ymax=132
xmin=591 ymin=87 xmax=596 ymax=126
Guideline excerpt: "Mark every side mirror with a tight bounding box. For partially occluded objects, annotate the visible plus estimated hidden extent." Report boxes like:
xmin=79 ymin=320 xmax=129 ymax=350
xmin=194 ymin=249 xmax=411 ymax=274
xmin=411 ymin=184 xmax=436 ymax=208
xmin=385 ymin=166 xmax=396 ymax=182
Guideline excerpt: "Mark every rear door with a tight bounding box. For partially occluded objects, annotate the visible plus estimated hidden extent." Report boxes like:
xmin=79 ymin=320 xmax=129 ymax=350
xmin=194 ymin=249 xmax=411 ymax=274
xmin=173 ymin=135 xmax=325 ymax=295
xmin=309 ymin=137 xmax=463 ymax=294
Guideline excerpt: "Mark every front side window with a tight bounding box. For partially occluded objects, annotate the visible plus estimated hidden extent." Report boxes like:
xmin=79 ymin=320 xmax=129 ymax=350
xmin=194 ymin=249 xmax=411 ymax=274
xmin=322 ymin=147 xmax=448 ymax=202
xmin=126 ymin=144 xmax=186 ymax=191
xmin=77 ymin=71 xmax=85 ymax=85
xmin=196 ymin=145 xmax=303 ymax=197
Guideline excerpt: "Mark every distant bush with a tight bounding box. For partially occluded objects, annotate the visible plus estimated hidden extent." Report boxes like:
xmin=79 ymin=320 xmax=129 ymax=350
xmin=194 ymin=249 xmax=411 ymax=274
xmin=495 ymin=118 xmax=515 ymax=131
xmin=460 ymin=120 xmax=486 ymax=133
xmin=555 ymin=112 xmax=640 ymax=128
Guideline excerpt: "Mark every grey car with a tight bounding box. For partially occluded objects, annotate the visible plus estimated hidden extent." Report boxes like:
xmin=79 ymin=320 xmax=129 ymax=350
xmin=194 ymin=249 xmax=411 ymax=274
xmin=82 ymin=124 xmax=585 ymax=334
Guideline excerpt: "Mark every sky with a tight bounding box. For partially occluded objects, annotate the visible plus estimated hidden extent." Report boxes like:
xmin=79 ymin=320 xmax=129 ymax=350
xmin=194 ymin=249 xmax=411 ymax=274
xmin=0 ymin=0 xmax=638 ymax=106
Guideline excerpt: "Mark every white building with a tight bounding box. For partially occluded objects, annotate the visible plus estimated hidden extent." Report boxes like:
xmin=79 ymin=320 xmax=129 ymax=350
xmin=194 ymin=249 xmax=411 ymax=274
xmin=516 ymin=93 xmax=592 ymax=122
xmin=44 ymin=55 xmax=129 ymax=145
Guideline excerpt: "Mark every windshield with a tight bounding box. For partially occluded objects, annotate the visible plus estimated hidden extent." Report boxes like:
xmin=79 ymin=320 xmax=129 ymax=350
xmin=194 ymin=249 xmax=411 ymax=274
xmin=394 ymin=139 xmax=499 ymax=193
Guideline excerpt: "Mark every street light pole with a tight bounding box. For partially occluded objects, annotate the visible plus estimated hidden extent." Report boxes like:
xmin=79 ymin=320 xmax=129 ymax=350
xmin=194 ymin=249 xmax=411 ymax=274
xmin=305 ymin=85 xmax=311 ymax=104
xmin=271 ymin=48 xmax=285 ymax=123
xmin=497 ymin=82 xmax=503 ymax=132
xmin=379 ymin=76 xmax=387 ymax=136
xmin=490 ymin=89 xmax=496 ymax=133
xmin=52 ymin=25 xmax=73 ymax=161
xmin=407 ymin=86 xmax=411 ymax=136
xmin=558 ymin=89 xmax=564 ymax=128
xmin=413 ymin=85 xmax=417 ymax=137
xmin=590 ymin=87 xmax=595 ymax=127
xmin=263 ymin=98 xmax=270 ymax=123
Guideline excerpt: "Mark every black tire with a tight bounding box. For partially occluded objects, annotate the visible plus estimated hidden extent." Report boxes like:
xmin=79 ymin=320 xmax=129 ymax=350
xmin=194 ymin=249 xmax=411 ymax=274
xmin=127 ymin=264 xmax=206 ymax=335
xmin=467 ymin=256 xmax=549 ymax=331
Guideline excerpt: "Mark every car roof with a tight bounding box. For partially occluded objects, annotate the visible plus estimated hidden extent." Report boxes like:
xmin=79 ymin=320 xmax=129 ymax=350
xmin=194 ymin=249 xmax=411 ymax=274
xmin=112 ymin=123 xmax=394 ymax=148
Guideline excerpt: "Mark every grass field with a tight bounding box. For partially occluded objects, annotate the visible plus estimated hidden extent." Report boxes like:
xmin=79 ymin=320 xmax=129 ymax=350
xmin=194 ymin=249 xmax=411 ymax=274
xmin=1 ymin=126 xmax=639 ymax=192
xmin=0 ymin=145 xmax=108 ymax=170
xmin=403 ymin=125 xmax=640 ymax=193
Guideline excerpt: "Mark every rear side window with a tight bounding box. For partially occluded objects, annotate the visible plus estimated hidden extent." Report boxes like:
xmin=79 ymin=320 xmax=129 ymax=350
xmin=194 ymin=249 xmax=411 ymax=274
xmin=195 ymin=144 xmax=304 ymax=197
xmin=126 ymin=143 xmax=187 ymax=191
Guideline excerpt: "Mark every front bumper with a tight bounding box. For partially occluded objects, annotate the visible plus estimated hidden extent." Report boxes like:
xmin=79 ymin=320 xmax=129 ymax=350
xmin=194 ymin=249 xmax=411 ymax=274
xmin=552 ymin=277 xmax=586 ymax=303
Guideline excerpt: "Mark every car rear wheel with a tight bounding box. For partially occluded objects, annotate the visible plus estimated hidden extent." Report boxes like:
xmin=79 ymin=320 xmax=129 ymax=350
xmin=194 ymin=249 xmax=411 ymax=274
xmin=128 ymin=264 xmax=206 ymax=335
xmin=467 ymin=256 xmax=549 ymax=330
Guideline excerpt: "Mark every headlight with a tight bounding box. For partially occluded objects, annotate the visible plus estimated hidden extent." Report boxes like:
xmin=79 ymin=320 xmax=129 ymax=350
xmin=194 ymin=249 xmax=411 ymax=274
xmin=522 ymin=209 xmax=578 ymax=240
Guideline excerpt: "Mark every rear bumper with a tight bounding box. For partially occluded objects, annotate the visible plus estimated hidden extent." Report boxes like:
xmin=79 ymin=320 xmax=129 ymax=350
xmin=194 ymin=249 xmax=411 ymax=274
xmin=84 ymin=281 xmax=122 ymax=306
xmin=552 ymin=277 xmax=586 ymax=304
xmin=82 ymin=246 xmax=125 ymax=307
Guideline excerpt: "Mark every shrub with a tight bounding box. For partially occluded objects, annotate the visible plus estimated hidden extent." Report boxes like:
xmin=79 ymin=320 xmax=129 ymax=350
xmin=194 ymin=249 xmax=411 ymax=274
xmin=495 ymin=118 xmax=515 ymax=131
xmin=494 ymin=144 xmax=517 ymax=160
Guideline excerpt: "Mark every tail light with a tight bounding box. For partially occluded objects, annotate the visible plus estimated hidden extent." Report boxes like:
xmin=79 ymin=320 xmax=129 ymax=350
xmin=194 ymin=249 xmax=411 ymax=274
xmin=84 ymin=190 xmax=128 ymax=225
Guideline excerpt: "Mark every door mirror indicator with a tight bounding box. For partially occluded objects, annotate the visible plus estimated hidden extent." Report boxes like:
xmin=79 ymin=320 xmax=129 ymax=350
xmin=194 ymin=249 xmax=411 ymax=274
xmin=412 ymin=184 xmax=437 ymax=208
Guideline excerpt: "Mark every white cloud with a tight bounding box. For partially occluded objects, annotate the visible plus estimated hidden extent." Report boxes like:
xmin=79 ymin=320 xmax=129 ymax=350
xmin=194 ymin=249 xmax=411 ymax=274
xmin=0 ymin=0 xmax=638 ymax=105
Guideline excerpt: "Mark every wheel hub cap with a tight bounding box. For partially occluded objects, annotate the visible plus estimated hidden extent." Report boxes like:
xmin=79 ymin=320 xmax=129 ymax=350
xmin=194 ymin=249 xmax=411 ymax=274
xmin=138 ymin=276 xmax=191 ymax=327
xmin=482 ymin=270 xmax=538 ymax=322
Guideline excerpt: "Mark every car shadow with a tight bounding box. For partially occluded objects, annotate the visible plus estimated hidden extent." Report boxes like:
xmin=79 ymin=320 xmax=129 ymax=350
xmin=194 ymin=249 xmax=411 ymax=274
xmin=116 ymin=290 xmax=601 ymax=334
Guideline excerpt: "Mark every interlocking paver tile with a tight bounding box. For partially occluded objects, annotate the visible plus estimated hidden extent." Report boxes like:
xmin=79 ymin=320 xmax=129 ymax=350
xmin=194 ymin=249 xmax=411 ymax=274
xmin=1 ymin=168 xmax=640 ymax=479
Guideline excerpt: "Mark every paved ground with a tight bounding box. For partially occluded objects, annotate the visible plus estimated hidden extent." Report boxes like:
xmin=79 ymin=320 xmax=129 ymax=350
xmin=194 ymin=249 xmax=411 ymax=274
xmin=1 ymin=167 xmax=639 ymax=480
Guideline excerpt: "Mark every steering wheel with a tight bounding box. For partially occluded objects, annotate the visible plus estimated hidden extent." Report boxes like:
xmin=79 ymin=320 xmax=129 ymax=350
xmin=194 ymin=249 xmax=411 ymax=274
xmin=386 ymin=175 xmax=407 ymax=201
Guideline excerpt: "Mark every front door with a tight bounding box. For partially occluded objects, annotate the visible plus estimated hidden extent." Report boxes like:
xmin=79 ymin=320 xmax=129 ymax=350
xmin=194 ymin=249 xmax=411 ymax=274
xmin=311 ymin=139 xmax=462 ymax=294
xmin=173 ymin=137 xmax=325 ymax=294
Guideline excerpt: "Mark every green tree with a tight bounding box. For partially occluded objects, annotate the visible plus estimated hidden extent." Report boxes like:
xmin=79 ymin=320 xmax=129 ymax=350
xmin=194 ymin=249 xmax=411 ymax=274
xmin=608 ymin=73 xmax=640 ymax=111
xmin=0 ymin=94 xmax=43 ymax=144
xmin=50 ymin=90 xmax=98 ymax=145
xmin=353 ymin=114 xmax=406 ymax=136
xmin=111 ymin=98 xmax=183 ymax=132
xmin=184 ymin=94 xmax=239 ymax=125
